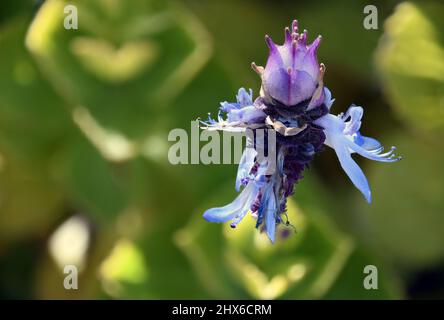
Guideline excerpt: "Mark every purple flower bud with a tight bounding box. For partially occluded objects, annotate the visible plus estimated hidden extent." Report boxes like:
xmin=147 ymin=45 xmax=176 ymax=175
xmin=252 ymin=20 xmax=324 ymax=107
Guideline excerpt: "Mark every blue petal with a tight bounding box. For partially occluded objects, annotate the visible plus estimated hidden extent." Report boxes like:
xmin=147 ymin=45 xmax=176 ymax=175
xmin=235 ymin=147 xmax=257 ymax=191
xmin=342 ymin=105 xmax=363 ymax=135
xmin=219 ymin=88 xmax=253 ymax=113
xmin=265 ymin=196 xmax=277 ymax=243
xmin=314 ymin=113 xmax=345 ymax=148
xmin=333 ymin=139 xmax=372 ymax=203
xmin=354 ymin=132 xmax=382 ymax=152
xmin=220 ymin=101 xmax=239 ymax=113
xmin=236 ymin=88 xmax=253 ymax=107
xmin=316 ymin=109 xmax=400 ymax=203
xmin=203 ymin=182 xmax=258 ymax=223
xmin=258 ymin=185 xmax=277 ymax=242
xmin=226 ymin=106 xmax=266 ymax=124
xmin=323 ymin=87 xmax=335 ymax=109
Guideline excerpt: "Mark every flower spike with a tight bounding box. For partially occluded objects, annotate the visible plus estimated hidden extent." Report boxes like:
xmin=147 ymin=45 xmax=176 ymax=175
xmin=199 ymin=20 xmax=401 ymax=242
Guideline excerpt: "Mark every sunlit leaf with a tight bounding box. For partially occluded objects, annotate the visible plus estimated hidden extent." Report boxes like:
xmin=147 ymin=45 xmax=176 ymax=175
xmin=99 ymin=238 xmax=150 ymax=298
xmin=26 ymin=0 xmax=212 ymax=144
xmin=375 ymin=2 xmax=444 ymax=134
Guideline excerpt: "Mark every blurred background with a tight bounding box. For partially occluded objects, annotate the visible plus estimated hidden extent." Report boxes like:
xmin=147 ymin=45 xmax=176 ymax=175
xmin=0 ymin=0 xmax=443 ymax=299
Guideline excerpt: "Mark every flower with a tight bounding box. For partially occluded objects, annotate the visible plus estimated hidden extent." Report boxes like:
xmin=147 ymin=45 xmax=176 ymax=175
xmin=314 ymin=105 xmax=401 ymax=203
xmin=204 ymin=146 xmax=285 ymax=242
xmin=200 ymin=87 xmax=266 ymax=132
xmin=200 ymin=20 xmax=401 ymax=243
xmin=252 ymin=20 xmax=324 ymax=109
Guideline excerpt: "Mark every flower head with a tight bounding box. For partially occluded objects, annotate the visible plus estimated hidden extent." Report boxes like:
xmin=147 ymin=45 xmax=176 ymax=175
xmin=199 ymin=20 xmax=401 ymax=243
xmin=252 ymin=20 xmax=324 ymax=108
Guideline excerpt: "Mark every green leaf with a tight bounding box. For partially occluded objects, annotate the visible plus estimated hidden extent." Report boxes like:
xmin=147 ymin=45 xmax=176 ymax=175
xmin=0 ymin=16 xmax=73 ymax=164
xmin=357 ymin=132 xmax=444 ymax=269
xmin=176 ymin=176 xmax=400 ymax=299
xmin=375 ymin=1 xmax=444 ymax=134
xmin=0 ymin=159 xmax=65 ymax=243
xmin=56 ymin=135 xmax=129 ymax=223
xmin=26 ymin=0 xmax=212 ymax=144
xmin=0 ymin=17 xmax=71 ymax=242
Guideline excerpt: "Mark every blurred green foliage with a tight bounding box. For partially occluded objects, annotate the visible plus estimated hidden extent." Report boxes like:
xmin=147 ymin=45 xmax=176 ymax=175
xmin=376 ymin=2 xmax=444 ymax=134
xmin=0 ymin=0 xmax=443 ymax=299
